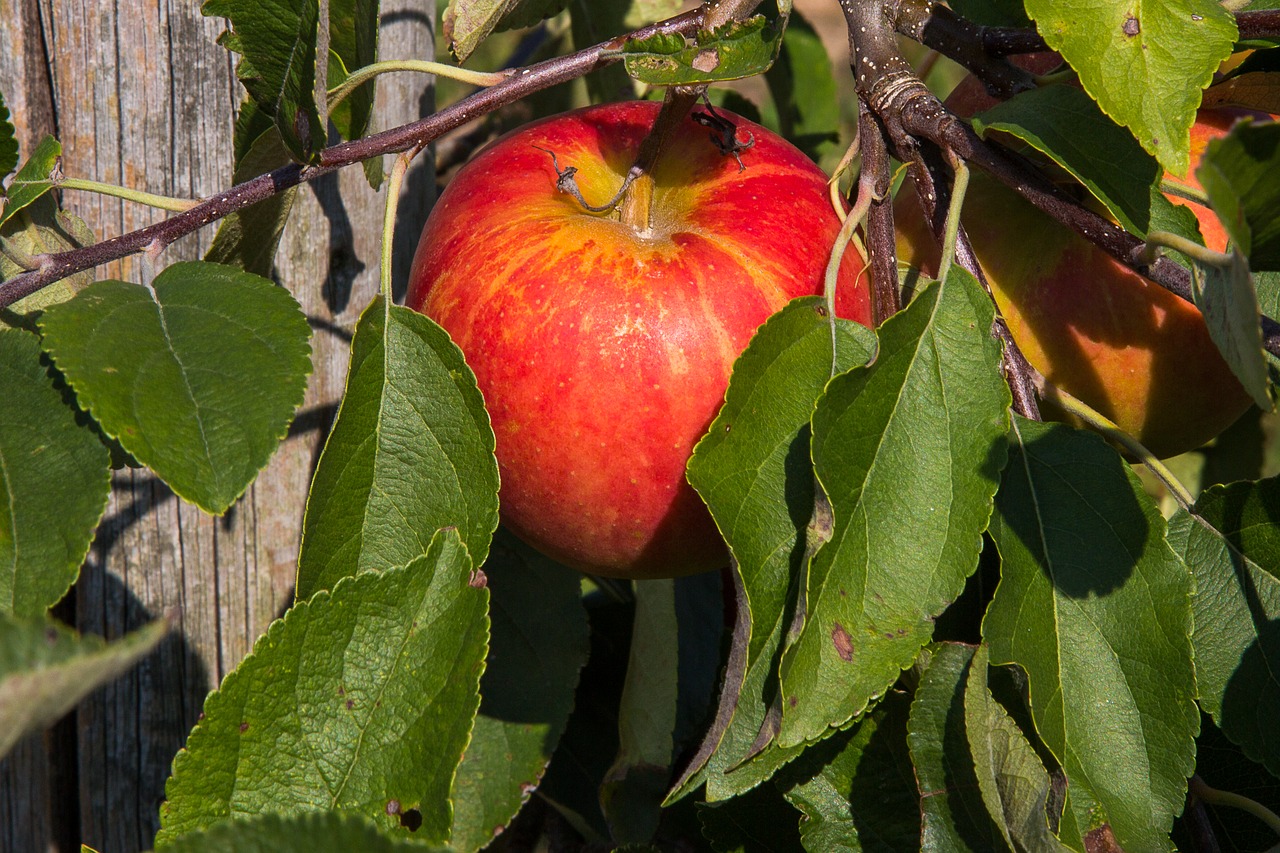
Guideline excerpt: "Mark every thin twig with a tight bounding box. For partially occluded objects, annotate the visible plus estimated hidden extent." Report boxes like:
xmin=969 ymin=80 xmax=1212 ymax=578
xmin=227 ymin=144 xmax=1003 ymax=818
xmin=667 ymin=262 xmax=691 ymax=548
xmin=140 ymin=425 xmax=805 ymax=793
xmin=857 ymin=100 xmax=900 ymax=324
xmin=0 ymin=8 xmax=707 ymax=310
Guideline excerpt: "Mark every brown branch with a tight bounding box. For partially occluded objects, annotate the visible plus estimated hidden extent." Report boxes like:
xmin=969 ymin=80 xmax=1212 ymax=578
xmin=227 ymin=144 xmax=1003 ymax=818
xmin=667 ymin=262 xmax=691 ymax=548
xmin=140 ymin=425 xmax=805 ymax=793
xmin=0 ymin=8 xmax=707 ymax=310
xmin=845 ymin=0 xmax=1041 ymax=418
xmin=894 ymin=0 xmax=1037 ymax=99
xmin=857 ymin=99 xmax=900 ymax=325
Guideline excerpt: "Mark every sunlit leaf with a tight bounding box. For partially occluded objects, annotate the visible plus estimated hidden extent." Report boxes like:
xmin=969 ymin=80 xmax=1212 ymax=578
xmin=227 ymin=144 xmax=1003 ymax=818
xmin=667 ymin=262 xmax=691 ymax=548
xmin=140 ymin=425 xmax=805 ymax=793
xmin=0 ymin=135 xmax=59 ymax=227
xmin=157 ymin=529 xmax=489 ymax=845
xmin=201 ymin=0 xmax=326 ymax=162
xmin=1167 ymin=477 xmax=1280 ymax=776
xmin=295 ymin=297 xmax=498 ymax=600
xmin=778 ymin=268 xmax=1010 ymax=747
xmin=619 ymin=16 xmax=785 ymax=86
xmin=682 ymin=297 xmax=874 ymax=801
xmin=1022 ymin=0 xmax=1235 ymax=175
xmin=444 ymin=0 xmax=569 ymax=62
xmin=0 ymin=614 xmax=165 ymax=761
xmin=986 ymin=418 xmax=1198 ymax=852
xmin=0 ymin=330 xmax=109 ymax=616
xmin=1198 ymin=119 xmax=1280 ymax=271
xmin=38 ymin=262 xmax=312 ymax=514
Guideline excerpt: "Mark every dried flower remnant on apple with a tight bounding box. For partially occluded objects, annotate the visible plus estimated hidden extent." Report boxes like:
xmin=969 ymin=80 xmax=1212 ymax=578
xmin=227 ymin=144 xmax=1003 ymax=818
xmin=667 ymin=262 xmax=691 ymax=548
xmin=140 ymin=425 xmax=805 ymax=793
xmin=408 ymin=101 xmax=872 ymax=579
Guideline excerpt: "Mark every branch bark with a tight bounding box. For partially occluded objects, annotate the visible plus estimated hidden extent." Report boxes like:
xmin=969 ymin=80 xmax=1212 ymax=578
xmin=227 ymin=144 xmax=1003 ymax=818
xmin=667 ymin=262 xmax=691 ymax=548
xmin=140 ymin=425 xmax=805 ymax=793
xmin=0 ymin=9 xmax=706 ymax=310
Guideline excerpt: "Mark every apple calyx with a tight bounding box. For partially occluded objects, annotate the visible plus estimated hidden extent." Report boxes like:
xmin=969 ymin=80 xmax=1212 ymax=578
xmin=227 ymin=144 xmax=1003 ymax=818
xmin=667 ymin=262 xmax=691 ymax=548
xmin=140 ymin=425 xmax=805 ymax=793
xmin=533 ymin=145 xmax=636 ymax=214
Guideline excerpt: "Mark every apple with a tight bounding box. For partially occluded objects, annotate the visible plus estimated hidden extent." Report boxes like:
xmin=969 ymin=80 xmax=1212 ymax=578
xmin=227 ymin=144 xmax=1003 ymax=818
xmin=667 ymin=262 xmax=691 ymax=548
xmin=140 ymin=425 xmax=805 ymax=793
xmin=896 ymin=96 xmax=1257 ymax=458
xmin=407 ymin=101 xmax=873 ymax=578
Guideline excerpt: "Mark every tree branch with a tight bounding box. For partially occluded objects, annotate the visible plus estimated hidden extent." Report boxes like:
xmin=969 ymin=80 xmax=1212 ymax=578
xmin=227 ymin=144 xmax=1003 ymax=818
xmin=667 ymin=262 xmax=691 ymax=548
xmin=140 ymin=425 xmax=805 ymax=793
xmin=0 ymin=8 xmax=706 ymax=310
xmin=845 ymin=0 xmax=1041 ymax=418
xmin=857 ymin=100 xmax=900 ymax=325
xmin=894 ymin=0 xmax=1037 ymax=99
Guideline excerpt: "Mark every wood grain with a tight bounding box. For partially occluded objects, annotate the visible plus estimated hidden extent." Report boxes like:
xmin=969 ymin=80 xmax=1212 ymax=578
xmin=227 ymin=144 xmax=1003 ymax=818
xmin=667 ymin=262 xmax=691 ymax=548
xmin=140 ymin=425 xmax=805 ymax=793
xmin=0 ymin=2 xmax=436 ymax=849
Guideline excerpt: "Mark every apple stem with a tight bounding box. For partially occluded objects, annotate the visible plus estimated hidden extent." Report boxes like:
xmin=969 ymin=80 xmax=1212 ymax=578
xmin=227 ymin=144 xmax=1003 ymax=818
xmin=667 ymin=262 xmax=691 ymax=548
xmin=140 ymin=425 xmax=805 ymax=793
xmin=327 ymin=60 xmax=509 ymax=113
xmin=1042 ymin=380 xmax=1196 ymax=510
xmin=0 ymin=236 xmax=42 ymax=272
xmin=1144 ymin=230 xmax=1235 ymax=268
xmin=1190 ymin=776 xmax=1280 ymax=839
xmin=379 ymin=144 xmax=422 ymax=302
xmin=56 ymin=177 xmax=202 ymax=213
xmin=936 ymin=156 xmax=970 ymax=284
xmin=1161 ymin=179 xmax=1211 ymax=207
xmin=618 ymin=87 xmax=701 ymax=232
xmin=823 ymin=162 xmax=878 ymax=373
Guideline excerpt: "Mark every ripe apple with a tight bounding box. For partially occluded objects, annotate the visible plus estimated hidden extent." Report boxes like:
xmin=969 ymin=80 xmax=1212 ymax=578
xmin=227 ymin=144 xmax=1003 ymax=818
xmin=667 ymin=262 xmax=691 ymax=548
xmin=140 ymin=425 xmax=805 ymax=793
xmin=407 ymin=101 xmax=872 ymax=578
xmin=896 ymin=97 xmax=1256 ymax=458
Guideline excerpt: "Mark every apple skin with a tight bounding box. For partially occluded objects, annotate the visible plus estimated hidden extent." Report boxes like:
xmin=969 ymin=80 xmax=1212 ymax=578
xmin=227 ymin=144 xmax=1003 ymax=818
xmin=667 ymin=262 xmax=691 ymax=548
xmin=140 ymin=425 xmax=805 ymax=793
xmin=407 ymin=101 xmax=872 ymax=578
xmin=896 ymin=104 xmax=1256 ymax=458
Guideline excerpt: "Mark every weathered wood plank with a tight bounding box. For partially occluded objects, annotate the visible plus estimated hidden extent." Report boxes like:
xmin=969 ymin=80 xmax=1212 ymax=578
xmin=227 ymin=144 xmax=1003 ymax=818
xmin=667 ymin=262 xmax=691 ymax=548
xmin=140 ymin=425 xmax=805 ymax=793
xmin=0 ymin=1 xmax=436 ymax=849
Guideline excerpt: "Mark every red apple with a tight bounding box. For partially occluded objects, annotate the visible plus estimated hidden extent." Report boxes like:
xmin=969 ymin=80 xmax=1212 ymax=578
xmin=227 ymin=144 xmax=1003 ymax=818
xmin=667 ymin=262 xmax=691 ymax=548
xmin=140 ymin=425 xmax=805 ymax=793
xmin=407 ymin=101 xmax=872 ymax=578
xmin=896 ymin=102 xmax=1257 ymax=458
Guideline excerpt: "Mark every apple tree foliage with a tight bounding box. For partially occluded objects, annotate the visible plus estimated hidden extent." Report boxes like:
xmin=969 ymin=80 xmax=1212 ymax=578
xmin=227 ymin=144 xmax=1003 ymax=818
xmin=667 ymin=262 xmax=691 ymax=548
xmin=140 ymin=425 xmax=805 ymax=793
xmin=3 ymin=0 xmax=1280 ymax=850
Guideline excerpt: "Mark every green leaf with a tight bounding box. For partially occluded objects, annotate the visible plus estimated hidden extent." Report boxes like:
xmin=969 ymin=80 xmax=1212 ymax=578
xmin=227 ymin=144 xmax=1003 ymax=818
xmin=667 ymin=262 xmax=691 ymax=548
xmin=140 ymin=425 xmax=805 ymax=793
xmin=1166 ymin=478 xmax=1280 ymax=776
xmin=764 ymin=11 xmax=840 ymax=166
xmin=601 ymin=578 xmax=679 ymax=846
xmin=204 ymin=126 xmax=298 ymax=278
xmin=781 ymin=691 xmax=921 ymax=852
xmin=0 ymin=90 xmax=18 ymax=183
xmin=620 ymin=16 xmax=785 ymax=86
xmin=971 ymin=85 xmax=1160 ymax=236
xmin=38 ymin=262 xmax=312 ymax=515
xmin=681 ymin=297 xmax=874 ymax=800
xmin=295 ymin=298 xmax=498 ymax=600
xmin=157 ymin=529 xmax=489 ymax=845
xmin=326 ymin=0 xmax=379 ymax=143
xmin=155 ymin=811 xmax=452 ymax=852
xmin=0 ymin=613 xmax=165 ymax=761
xmin=201 ymin=0 xmax=326 ymax=163
xmin=1188 ymin=251 xmax=1272 ymax=410
xmin=444 ymin=0 xmax=570 ymax=62
xmin=1 ymin=202 xmax=94 ymax=334
xmin=986 ymin=418 xmax=1198 ymax=853
xmin=1198 ymin=119 xmax=1280 ymax=271
xmin=0 ymin=330 xmax=110 ymax=616
xmin=449 ymin=529 xmax=589 ymax=853
xmin=778 ymin=268 xmax=1010 ymax=748
xmin=0 ymin=135 xmax=60 ymax=228
xmin=964 ymin=645 xmax=1068 ymax=853
xmin=1022 ymin=0 xmax=1236 ymax=176
xmin=907 ymin=643 xmax=1003 ymax=851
